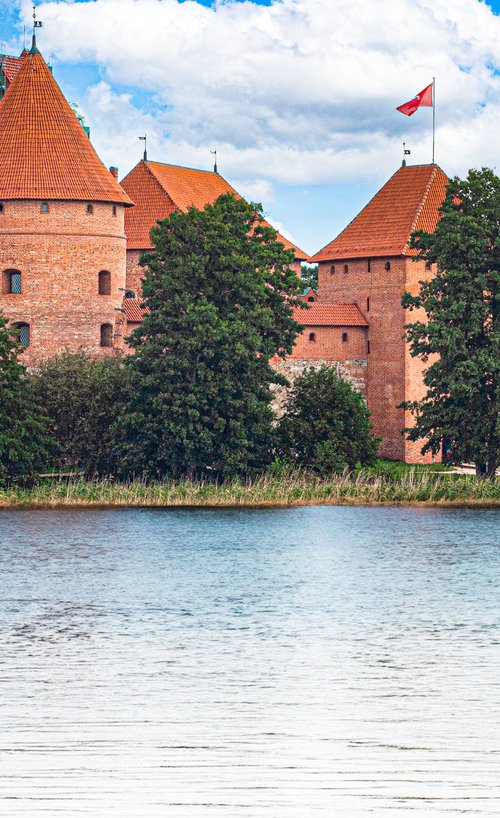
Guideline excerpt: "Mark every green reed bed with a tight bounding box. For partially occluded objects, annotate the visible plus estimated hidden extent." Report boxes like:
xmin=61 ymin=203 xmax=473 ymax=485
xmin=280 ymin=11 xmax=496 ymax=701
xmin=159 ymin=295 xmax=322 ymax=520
xmin=0 ymin=469 xmax=498 ymax=509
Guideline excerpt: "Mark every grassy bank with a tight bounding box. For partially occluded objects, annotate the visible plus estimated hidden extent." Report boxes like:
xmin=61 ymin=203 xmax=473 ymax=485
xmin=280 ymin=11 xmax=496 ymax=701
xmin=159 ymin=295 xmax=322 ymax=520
xmin=0 ymin=469 xmax=498 ymax=509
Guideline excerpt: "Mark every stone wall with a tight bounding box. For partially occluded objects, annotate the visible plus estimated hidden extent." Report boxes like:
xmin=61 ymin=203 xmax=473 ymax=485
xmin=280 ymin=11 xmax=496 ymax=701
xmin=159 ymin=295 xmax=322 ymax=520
xmin=271 ymin=356 xmax=368 ymax=416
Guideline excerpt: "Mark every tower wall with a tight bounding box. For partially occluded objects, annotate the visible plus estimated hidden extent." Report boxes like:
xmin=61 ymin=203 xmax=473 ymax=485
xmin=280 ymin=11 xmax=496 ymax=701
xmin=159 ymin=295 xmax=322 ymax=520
xmin=0 ymin=200 xmax=127 ymax=364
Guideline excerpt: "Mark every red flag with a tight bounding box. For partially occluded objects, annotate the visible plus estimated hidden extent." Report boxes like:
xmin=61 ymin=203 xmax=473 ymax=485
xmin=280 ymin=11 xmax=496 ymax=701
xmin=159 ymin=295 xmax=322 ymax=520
xmin=396 ymin=83 xmax=433 ymax=117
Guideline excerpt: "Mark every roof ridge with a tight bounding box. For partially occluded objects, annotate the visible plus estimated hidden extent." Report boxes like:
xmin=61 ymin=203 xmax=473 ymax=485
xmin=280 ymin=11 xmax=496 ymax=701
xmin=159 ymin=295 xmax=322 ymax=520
xmin=147 ymin=160 xmax=218 ymax=175
xmin=404 ymin=164 xmax=438 ymax=255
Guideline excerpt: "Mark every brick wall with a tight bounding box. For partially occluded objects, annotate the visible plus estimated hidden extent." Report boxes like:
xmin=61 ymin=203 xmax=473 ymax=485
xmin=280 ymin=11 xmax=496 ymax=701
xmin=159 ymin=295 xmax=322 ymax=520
xmin=0 ymin=199 xmax=127 ymax=364
xmin=125 ymin=249 xmax=145 ymax=298
xmin=291 ymin=323 xmax=368 ymax=360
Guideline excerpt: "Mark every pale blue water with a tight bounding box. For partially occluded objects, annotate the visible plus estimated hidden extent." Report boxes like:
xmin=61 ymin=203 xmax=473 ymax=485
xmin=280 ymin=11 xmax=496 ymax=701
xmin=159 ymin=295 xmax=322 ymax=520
xmin=0 ymin=507 xmax=498 ymax=817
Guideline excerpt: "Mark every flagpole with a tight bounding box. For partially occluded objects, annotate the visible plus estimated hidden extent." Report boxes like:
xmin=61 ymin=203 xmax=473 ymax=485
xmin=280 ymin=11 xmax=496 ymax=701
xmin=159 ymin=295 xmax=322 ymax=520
xmin=432 ymin=76 xmax=436 ymax=164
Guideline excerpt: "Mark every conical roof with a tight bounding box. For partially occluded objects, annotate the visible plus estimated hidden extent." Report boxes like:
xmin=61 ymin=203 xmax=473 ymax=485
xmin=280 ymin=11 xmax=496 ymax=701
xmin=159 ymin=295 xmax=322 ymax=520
xmin=311 ymin=164 xmax=448 ymax=261
xmin=0 ymin=47 xmax=132 ymax=205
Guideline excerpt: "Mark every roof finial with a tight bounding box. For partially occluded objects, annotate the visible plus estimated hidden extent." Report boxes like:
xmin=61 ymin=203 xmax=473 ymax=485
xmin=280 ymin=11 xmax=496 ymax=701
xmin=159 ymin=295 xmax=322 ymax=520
xmin=31 ymin=4 xmax=43 ymax=54
xmin=139 ymin=135 xmax=148 ymax=161
xmin=402 ymin=141 xmax=411 ymax=167
xmin=211 ymin=149 xmax=218 ymax=174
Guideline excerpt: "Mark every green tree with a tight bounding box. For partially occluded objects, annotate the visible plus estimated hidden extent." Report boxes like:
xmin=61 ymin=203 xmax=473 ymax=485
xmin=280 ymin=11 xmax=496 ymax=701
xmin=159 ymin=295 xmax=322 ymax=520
xmin=402 ymin=167 xmax=500 ymax=480
xmin=30 ymin=350 xmax=127 ymax=477
xmin=117 ymin=193 xmax=304 ymax=480
xmin=300 ymin=263 xmax=318 ymax=291
xmin=277 ymin=366 xmax=379 ymax=475
xmin=0 ymin=313 xmax=49 ymax=485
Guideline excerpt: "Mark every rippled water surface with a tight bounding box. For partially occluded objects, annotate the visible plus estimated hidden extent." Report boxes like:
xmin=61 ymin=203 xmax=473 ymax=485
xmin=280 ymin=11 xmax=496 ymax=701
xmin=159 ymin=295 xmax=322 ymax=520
xmin=0 ymin=507 xmax=499 ymax=817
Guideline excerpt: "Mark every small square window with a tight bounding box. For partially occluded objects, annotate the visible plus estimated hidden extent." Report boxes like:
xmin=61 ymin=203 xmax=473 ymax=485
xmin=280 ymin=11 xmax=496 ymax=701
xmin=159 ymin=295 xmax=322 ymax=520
xmin=309 ymin=332 xmax=316 ymax=342
xmin=87 ymin=203 xmax=94 ymax=215
xmin=41 ymin=201 xmax=49 ymax=214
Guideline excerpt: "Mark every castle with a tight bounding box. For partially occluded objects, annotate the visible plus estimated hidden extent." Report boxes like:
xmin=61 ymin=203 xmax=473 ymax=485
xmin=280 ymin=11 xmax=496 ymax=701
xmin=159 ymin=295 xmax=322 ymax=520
xmin=0 ymin=42 xmax=448 ymax=463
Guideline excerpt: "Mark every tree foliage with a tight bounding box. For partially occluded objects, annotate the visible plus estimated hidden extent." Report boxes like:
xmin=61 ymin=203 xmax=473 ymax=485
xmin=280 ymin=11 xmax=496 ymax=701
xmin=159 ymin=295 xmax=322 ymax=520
xmin=300 ymin=263 xmax=318 ymax=291
xmin=0 ymin=312 xmax=49 ymax=485
xmin=277 ymin=366 xmax=379 ymax=475
xmin=403 ymin=167 xmax=500 ymax=479
xmin=117 ymin=194 xmax=304 ymax=479
xmin=30 ymin=350 xmax=127 ymax=477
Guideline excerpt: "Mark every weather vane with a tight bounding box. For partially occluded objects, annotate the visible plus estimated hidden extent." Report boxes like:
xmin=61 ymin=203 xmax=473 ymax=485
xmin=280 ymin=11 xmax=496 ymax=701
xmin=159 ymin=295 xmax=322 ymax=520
xmin=139 ymin=135 xmax=147 ymax=161
xmin=211 ymin=149 xmax=218 ymax=174
xmin=402 ymin=142 xmax=411 ymax=167
xmin=33 ymin=4 xmax=43 ymax=30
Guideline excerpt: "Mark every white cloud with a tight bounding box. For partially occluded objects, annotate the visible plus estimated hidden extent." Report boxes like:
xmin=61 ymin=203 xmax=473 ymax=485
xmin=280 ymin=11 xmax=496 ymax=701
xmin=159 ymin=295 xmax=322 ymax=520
xmin=15 ymin=0 xmax=500 ymax=187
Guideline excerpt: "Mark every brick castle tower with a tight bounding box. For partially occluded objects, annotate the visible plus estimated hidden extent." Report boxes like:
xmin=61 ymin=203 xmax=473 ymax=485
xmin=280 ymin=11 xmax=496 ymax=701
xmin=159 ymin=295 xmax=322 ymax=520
xmin=311 ymin=163 xmax=449 ymax=462
xmin=0 ymin=36 xmax=132 ymax=364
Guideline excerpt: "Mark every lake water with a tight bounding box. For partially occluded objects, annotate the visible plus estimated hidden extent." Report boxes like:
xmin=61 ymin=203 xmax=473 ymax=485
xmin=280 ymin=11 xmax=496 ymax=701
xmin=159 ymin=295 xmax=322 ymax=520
xmin=0 ymin=507 xmax=498 ymax=817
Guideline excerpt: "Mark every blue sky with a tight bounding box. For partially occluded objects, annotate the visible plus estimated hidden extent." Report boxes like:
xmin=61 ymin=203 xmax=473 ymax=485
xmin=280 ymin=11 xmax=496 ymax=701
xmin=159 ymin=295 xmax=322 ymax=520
xmin=2 ymin=0 xmax=500 ymax=253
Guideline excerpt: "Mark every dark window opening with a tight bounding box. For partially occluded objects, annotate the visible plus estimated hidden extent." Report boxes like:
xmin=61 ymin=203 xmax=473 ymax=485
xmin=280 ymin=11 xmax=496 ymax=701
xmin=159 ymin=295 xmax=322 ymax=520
xmin=112 ymin=206 xmax=117 ymax=217
xmin=307 ymin=296 xmax=315 ymax=302
xmin=87 ymin=203 xmax=94 ymax=215
xmin=330 ymin=265 xmax=335 ymax=275
xmin=41 ymin=201 xmax=49 ymax=214
xmin=367 ymin=297 xmax=370 ymax=311
xmin=342 ymin=332 xmax=348 ymax=342
xmin=98 ymin=270 xmax=111 ymax=295
xmin=367 ymin=340 xmax=371 ymax=354
xmin=13 ymin=322 xmax=30 ymax=347
xmin=367 ymin=259 xmax=371 ymax=272
xmin=385 ymin=260 xmax=391 ymax=271
xmin=2 ymin=269 xmax=22 ymax=295
xmin=343 ymin=264 xmax=349 ymax=274
xmin=0 ymin=203 xmax=4 ymax=214
xmin=124 ymin=290 xmax=135 ymax=299
xmin=309 ymin=332 xmax=316 ymax=342
xmin=100 ymin=323 xmax=113 ymax=348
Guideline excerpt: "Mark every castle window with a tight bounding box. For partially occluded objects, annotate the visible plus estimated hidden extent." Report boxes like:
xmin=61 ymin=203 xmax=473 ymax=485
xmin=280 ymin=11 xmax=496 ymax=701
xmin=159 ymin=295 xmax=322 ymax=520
xmin=112 ymin=206 xmax=117 ymax=217
xmin=98 ymin=270 xmax=111 ymax=295
xmin=367 ymin=297 xmax=370 ymax=311
xmin=87 ymin=203 xmax=94 ymax=215
xmin=309 ymin=332 xmax=316 ymax=342
xmin=367 ymin=340 xmax=371 ymax=354
xmin=307 ymin=296 xmax=315 ymax=302
xmin=385 ymin=260 xmax=391 ymax=271
xmin=367 ymin=259 xmax=371 ymax=272
xmin=343 ymin=264 xmax=349 ymax=274
xmin=13 ymin=322 xmax=30 ymax=348
xmin=100 ymin=323 xmax=113 ymax=348
xmin=2 ymin=269 xmax=22 ymax=295
xmin=41 ymin=201 xmax=49 ymax=214
xmin=0 ymin=203 xmax=4 ymax=214
xmin=330 ymin=265 xmax=335 ymax=275
xmin=124 ymin=290 xmax=135 ymax=299
xmin=342 ymin=332 xmax=348 ymax=342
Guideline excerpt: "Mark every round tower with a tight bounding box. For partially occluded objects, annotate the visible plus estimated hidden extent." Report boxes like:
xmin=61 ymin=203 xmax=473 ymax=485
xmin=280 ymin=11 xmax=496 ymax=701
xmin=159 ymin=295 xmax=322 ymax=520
xmin=0 ymin=39 xmax=133 ymax=364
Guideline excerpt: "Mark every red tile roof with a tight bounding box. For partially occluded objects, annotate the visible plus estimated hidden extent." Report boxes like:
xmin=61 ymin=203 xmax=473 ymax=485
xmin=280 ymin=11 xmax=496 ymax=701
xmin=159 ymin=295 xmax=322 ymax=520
xmin=0 ymin=49 xmax=132 ymax=205
xmin=311 ymin=164 xmax=449 ymax=262
xmin=1 ymin=52 xmax=27 ymax=84
xmin=123 ymin=299 xmax=145 ymax=323
xmin=295 ymin=303 xmax=368 ymax=326
xmin=121 ymin=160 xmax=307 ymax=259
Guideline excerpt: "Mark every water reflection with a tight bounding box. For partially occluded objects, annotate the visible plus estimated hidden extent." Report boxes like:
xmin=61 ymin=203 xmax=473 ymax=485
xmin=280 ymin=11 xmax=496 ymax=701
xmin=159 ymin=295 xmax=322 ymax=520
xmin=0 ymin=507 xmax=498 ymax=816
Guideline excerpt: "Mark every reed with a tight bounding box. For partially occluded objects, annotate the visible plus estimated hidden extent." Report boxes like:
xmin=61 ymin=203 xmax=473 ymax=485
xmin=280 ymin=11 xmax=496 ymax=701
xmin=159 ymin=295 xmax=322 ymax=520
xmin=0 ymin=469 xmax=498 ymax=509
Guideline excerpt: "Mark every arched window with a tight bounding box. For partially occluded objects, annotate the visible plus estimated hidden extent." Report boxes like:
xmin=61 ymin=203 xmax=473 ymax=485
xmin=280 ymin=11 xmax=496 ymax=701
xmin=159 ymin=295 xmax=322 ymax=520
xmin=124 ymin=290 xmax=135 ymax=299
xmin=98 ymin=270 xmax=111 ymax=295
xmin=87 ymin=203 xmax=94 ymax=215
xmin=41 ymin=201 xmax=49 ymax=214
xmin=342 ymin=332 xmax=348 ymax=343
xmin=309 ymin=332 xmax=316 ymax=342
xmin=2 ymin=269 xmax=22 ymax=294
xmin=100 ymin=323 xmax=113 ymax=348
xmin=307 ymin=296 xmax=315 ymax=302
xmin=343 ymin=264 xmax=349 ymax=274
xmin=13 ymin=322 xmax=30 ymax=347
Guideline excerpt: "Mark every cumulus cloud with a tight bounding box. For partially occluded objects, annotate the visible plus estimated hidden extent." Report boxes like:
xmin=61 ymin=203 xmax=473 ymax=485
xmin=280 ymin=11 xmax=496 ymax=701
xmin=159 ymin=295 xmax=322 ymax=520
xmin=15 ymin=0 xmax=500 ymax=186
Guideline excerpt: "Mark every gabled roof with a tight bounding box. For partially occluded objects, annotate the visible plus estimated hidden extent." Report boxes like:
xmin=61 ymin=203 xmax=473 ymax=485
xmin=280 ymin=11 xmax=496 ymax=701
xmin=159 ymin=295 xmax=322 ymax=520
xmin=121 ymin=160 xmax=307 ymax=258
xmin=0 ymin=48 xmax=132 ymax=205
xmin=1 ymin=51 xmax=27 ymax=84
xmin=293 ymin=303 xmax=368 ymax=327
xmin=311 ymin=164 xmax=449 ymax=262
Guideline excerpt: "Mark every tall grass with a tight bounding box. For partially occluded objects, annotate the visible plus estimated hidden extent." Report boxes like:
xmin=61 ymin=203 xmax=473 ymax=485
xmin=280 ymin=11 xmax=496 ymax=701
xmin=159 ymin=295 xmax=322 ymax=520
xmin=0 ymin=470 xmax=498 ymax=508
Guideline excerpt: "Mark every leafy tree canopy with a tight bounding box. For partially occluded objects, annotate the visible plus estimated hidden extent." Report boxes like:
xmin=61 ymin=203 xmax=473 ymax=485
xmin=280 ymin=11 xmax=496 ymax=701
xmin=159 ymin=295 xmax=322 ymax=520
xmin=300 ymin=263 xmax=318 ymax=291
xmin=403 ymin=167 xmax=500 ymax=479
xmin=0 ymin=313 xmax=49 ymax=485
xmin=277 ymin=366 xmax=379 ymax=475
xmin=118 ymin=193 xmax=304 ymax=480
xmin=30 ymin=350 xmax=127 ymax=477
